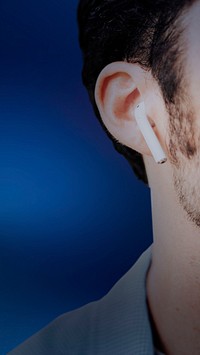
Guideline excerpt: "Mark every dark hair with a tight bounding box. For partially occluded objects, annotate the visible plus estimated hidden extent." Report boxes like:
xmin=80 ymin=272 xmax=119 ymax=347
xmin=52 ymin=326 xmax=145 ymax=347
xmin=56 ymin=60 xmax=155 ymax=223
xmin=77 ymin=0 xmax=195 ymax=184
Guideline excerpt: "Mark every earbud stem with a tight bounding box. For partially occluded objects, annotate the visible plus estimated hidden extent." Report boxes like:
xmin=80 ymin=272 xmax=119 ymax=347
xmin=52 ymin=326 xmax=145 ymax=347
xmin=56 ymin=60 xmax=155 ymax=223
xmin=135 ymin=102 xmax=167 ymax=164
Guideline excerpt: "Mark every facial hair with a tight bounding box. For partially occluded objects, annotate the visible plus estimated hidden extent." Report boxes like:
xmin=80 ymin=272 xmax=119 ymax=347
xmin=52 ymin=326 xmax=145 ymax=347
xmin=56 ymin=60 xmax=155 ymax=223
xmin=168 ymin=95 xmax=200 ymax=228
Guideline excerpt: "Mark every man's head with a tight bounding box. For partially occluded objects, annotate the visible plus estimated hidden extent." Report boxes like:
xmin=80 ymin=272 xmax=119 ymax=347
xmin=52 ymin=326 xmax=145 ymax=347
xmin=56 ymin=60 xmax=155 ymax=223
xmin=78 ymin=0 xmax=200 ymax=226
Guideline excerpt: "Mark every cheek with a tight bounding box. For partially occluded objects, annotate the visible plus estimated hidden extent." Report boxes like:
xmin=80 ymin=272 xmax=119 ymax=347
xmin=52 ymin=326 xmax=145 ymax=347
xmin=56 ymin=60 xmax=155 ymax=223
xmin=173 ymin=153 xmax=200 ymax=223
xmin=168 ymin=107 xmax=197 ymax=165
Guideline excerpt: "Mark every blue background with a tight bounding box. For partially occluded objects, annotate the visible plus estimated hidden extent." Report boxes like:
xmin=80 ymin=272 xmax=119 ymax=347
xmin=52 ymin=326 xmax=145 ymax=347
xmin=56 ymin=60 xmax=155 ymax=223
xmin=0 ymin=1 xmax=152 ymax=353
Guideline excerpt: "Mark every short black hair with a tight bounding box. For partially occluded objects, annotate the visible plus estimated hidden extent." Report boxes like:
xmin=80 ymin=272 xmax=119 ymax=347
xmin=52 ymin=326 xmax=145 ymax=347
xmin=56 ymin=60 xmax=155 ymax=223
xmin=77 ymin=0 xmax=195 ymax=184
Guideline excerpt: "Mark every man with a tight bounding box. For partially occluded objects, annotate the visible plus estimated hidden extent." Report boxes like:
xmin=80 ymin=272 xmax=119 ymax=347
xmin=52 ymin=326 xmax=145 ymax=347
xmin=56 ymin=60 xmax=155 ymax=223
xmin=9 ymin=0 xmax=200 ymax=354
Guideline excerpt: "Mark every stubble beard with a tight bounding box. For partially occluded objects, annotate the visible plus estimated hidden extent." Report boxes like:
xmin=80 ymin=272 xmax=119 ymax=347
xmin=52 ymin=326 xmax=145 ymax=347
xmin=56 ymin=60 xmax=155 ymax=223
xmin=168 ymin=97 xmax=200 ymax=228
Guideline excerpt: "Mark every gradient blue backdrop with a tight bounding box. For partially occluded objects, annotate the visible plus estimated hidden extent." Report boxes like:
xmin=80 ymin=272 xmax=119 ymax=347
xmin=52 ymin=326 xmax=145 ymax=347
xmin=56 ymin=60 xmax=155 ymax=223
xmin=0 ymin=1 xmax=153 ymax=353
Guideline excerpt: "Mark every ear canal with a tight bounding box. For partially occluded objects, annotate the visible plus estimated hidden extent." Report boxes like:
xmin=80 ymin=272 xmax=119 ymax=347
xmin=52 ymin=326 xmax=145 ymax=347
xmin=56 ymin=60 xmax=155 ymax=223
xmin=134 ymin=102 xmax=167 ymax=164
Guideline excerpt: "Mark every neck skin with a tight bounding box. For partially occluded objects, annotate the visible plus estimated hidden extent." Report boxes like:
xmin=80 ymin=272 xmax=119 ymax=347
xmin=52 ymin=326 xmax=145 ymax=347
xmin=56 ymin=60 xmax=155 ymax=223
xmin=144 ymin=155 xmax=200 ymax=355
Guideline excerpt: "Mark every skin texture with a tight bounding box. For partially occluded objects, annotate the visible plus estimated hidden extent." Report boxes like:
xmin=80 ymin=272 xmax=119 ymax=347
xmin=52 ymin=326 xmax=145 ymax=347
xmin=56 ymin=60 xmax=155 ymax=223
xmin=95 ymin=1 xmax=200 ymax=354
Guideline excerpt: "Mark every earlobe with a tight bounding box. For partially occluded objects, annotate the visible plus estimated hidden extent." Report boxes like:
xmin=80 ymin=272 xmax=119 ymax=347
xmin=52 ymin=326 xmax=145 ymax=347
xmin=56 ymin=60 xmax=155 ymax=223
xmin=94 ymin=61 xmax=161 ymax=158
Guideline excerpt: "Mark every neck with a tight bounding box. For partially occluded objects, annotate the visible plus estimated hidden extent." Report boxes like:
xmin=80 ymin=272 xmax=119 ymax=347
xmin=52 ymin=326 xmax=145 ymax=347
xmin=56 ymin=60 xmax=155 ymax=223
xmin=144 ymin=156 xmax=200 ymax=355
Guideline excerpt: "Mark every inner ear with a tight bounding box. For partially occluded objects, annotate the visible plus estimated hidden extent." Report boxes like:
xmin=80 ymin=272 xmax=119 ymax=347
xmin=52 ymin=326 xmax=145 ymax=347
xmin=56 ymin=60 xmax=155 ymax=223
xmin=114 ymin=87 xmax=140 ymax=121
xmin=124 ymin=88 xmax=140 ymax=115
xmin=101 ymin=72 xmax=134 ymax=104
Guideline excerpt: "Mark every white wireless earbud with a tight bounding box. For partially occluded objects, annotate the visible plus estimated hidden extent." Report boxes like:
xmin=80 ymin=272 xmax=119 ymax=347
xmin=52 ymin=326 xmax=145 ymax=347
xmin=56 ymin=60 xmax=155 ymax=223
xmin=134 ymin=102 xmax=167 ymax=164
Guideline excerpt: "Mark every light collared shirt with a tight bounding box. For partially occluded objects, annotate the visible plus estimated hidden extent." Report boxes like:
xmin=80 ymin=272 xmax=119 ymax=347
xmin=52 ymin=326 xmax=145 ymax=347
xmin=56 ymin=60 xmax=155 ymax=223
xmin=9 ymin=246 xmax=165 ymax=354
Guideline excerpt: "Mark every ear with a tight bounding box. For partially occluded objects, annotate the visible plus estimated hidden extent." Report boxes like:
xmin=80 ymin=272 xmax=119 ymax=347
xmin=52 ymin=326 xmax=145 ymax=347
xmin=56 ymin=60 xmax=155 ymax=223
xmin=94 ymin=61 xmax=166 ymax=158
